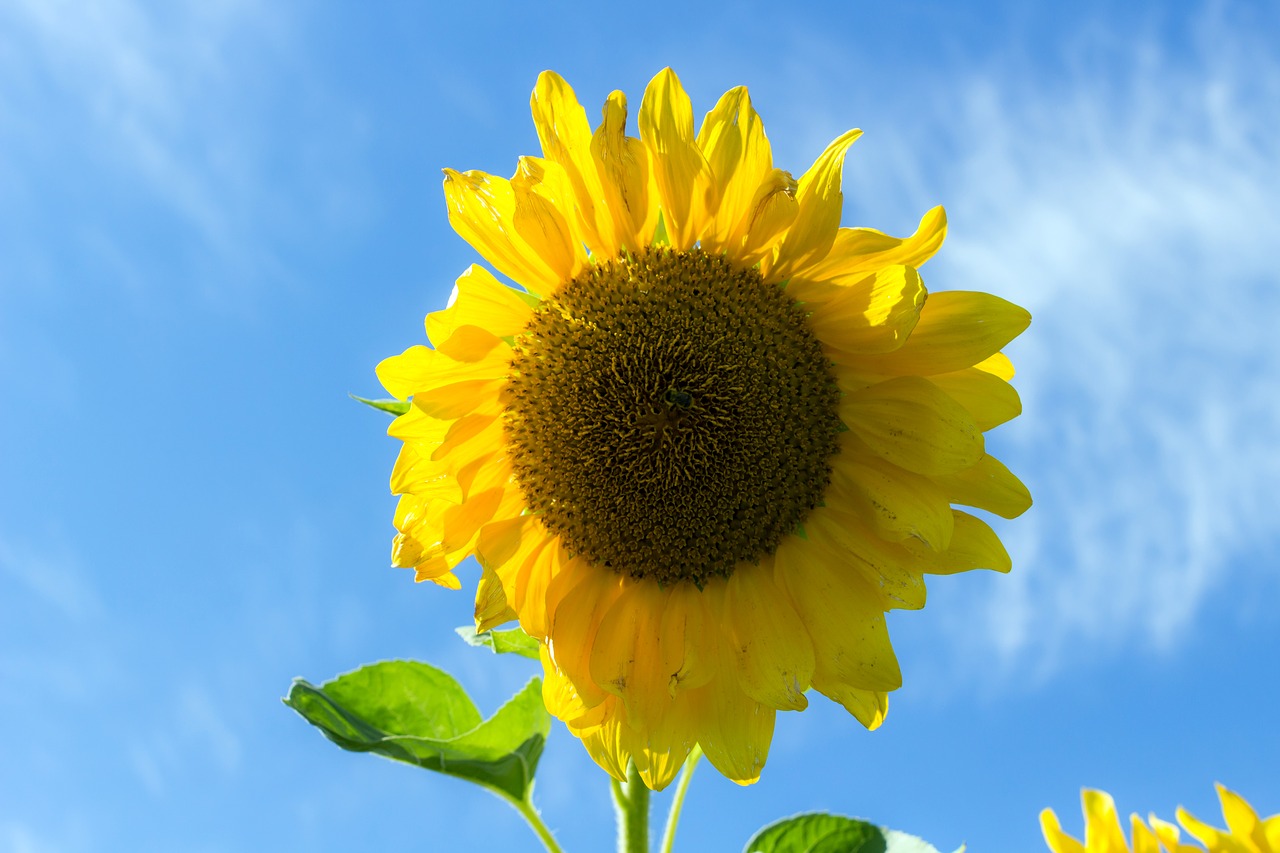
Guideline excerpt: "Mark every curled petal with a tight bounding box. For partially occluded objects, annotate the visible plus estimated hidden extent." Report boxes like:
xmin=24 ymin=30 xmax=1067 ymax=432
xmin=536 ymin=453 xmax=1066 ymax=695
xmin=696 ymin=86 xmax=773 ymax=254
xmin=768 ymin=128 xmax=862 ymax=279
xmin=857 ymin=291 xmax=1031 ymax=376
xmin=442 ymin=168 xmax=560 ymax=294
xmin=591 ymin=90 xmax=657 ymax=251
xmin=531 ymin=70 xmax=617 ymax=254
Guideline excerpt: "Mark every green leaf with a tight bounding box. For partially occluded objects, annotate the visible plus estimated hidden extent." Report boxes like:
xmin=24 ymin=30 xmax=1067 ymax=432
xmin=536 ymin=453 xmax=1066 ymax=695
xmin=349 ymin=394 xmax=411 ymax=416
xmin=284 ymin=660 xmax=550 ymax=802
xmin=745 ymin=813 xmax=950 ymax=853
xmin=456 ymin=625 xmax=542 ymax=660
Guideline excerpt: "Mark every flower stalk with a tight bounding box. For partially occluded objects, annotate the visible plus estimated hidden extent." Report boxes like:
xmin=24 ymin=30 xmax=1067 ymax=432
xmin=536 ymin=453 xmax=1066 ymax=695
xmin=612 ymin=762 xmax=651 ymax=853
xmin=660 ymin=745 xmax=703 ymax=853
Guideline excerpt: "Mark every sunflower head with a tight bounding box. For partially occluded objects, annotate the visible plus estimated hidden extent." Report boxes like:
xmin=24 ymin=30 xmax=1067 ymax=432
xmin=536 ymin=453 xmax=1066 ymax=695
xmin=377 ymin=68 xmax=1031 ymax=789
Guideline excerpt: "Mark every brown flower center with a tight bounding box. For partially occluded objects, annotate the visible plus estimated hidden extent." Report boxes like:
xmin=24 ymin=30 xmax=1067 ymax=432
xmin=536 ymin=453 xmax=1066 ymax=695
xmin=503 ymin=248 xmax=841 ymax=585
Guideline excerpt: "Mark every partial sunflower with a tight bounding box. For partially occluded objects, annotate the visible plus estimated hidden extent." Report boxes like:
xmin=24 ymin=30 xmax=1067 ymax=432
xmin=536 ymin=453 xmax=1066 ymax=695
xmin=1041 ymin=790 xmax=1173 ymax=853
xmin=377 ymin=68 xmax=1031 ymax=789
xmin=1042 ymin=786 xmax=1279 ymax=853
xmin=1176 ymin=784 xmax=1280 ymax=852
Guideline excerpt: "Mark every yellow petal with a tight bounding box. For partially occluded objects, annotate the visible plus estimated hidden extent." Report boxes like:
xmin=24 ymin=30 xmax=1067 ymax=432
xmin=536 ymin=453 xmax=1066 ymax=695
xmin=530 ymin=71 xmax=617 ymax=254
xmin=768 ymin=128 xmax=862 ymax=280
xmin=773 ymin=535 xmax=902 ymax=691
xmin=590 ymin=580 xmax=683 ymax=729
xmin=412 ymin=378 xmax=505 ymax=420
xmin=1176 ymin=806 xmax=1231 ymax=850
xmin=841 ymin=376 xmax=985 ymax=475
xmin=425 ymin=265 xmax=535 ymax=350
xmin=575 ymin=699 xmax=630 ymax=782
xmin=1216 ymin=784 xmax=1262 ymax=841
xmin=511 ymin=156 xmax=589 ymax=283
xmin=386 ymin=401 xmax=450 ymax=440
xmin=828 ymin=451 xmax=954 ymax=551
xmin=929 ymin=365 xmax=1022 ymax=432
xmin=797 ymin=265 xmax=926 ymax=355
xmin=857 ymin=291 xmax=1031 ymax=376
xmin=389 ymin=444 xmax=455 ymax=502
xmin=723 ymin=561 xmax=814 ymax=711
xmin=1132 ymin=814 xmax=1162 ymax=853
xmin=376 ymin=345 xmax=433 ymax=401
xmin=378 ymin=339 xmax=513 ymax=402
xmin=975 ymin=352 xmax=1015 ymax=381
xmin=1264 ymin=816 xmax=1280 ymax=852
xmin=474 ymin=562 xmax=516 ymax=632
xmin=547 ymin=564 xmax=624 ymax=706
xmin=454 ymin=451 xmax=513 ymax=501
xmin=933 ymin=454 xmax=1032 ymax=519
xmin=591 ymin=90 xmax=657 ymax=252
xmin=664 ymin=581 xmax=717 ymax=693
xmin=638 ymin=68 xmax=716 ymax=250
xmin=1083 ymin=789 xmax=1128 ymax=851
xmin=1040 ymin=808 xmax=1087 ymax=853
xmin=442 ymin=168 xmax=561 ymax=294
xmin=432 ymin=325 xmax=505 ymax=363
xmin=426 ymin=570 xmax=461 ymax=589
xmin=511 ymin=535 xmax=568 ymax=640
xmin=696 ymin=86 xmax=773 ymax=254
xmin=689 ymin=642 xmax=775 ymax=786
xmin=622 ymin=696 xmax=695 ymax=791
xmin=474 ymin=514 xmax=533 ymax=575
xmin=905 ymin=510 xmax=1012 ymax=575
xmin=738 ymin=168 xmax=799 ymax=264
xmin=816 ymin=684 xmax=888 ymax=730
xmin=805 ymin=205 xmax=948 ymax=281
xmin=1148 ymin=816 xmax=1179 ymax=850
xmin=539 ymin=645 xmax=590 ymax=722
xmin=805 ymin=506 xmax=928 ymax=610
xmin=430 ymin=413 xmax=500 ymax=463
xmin=438 ymin=486 xmax=518 ymax=554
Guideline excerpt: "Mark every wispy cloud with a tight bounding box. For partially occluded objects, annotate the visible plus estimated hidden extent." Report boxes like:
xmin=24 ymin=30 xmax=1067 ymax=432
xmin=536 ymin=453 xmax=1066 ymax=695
xmin=128 ymin=681 xmax=244 ymax=797
xmin=0 ymin=0 xmax=341 ymax=307
xmin=896 ymin=6 xmax=1280 ymax=679
xmin=0 ymin=535 xmax=101 ymax=623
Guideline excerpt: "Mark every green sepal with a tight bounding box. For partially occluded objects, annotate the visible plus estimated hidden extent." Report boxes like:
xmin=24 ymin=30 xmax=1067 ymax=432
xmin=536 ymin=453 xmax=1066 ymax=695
xmin=745 ymin=813 xmax=957 ymax=853
xmin=652 ymin=211 xmax=670 ymax=247
xmin=350 ymin=394 xmax=411 ymax=416
xmin=513 ymin=288 xmax=542 ymax=308
xmin=284 ymin=660 xmax=550 ymax=803
xmin=456 ymin=625 xmax=541 ymax=660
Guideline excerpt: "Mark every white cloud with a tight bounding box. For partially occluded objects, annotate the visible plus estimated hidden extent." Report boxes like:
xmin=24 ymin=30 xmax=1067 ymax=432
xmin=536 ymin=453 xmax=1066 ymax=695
xmin=908 ymin=6 xmax=1280 ymax=676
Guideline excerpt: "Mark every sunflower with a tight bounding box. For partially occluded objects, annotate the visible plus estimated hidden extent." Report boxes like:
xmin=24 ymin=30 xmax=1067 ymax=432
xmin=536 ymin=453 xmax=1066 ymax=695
xmin=377 ymin=68 xmax=1031 ymax=789
xmin=1041 ymin=786 xmax=1279 ymax=853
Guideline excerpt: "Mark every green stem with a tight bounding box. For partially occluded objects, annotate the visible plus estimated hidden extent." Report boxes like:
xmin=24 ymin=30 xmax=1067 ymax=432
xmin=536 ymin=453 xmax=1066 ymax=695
xmin=658 ymin=745 xmax=702 ymax=853
xmin=612 ymin=762 xmax=651 ymax=853
xmin=511 ymin=793 xmax=566 ymax=853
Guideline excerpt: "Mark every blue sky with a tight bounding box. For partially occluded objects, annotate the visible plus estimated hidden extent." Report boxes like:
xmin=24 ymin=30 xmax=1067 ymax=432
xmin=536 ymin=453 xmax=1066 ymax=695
xmin=2 ymin=1 xmax=1278 ymax=851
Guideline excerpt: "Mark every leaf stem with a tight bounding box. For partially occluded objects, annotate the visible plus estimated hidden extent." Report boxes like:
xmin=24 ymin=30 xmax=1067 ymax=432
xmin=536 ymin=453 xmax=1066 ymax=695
xmin=512 ymin=793 xmax=566 ymax=853
xmin=612 ymin=762 xmax=651 ymax=853
xmin=658 ymin=745 xmax=702 ymax=853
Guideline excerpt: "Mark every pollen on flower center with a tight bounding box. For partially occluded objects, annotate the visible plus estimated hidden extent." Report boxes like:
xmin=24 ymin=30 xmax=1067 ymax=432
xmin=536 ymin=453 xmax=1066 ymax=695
xmin=503 ymin=248 xmax=842 ymax=585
